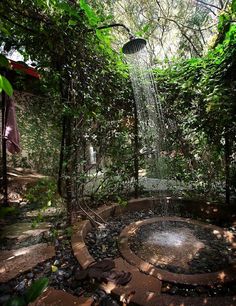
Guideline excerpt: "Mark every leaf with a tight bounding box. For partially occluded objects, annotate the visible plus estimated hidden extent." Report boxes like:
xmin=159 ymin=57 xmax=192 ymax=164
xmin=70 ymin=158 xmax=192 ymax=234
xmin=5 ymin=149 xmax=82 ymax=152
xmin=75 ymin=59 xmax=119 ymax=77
xmin=0 ymin=74 xmax=13 ymax=96
xmin=51 ymin=265 xmax=58 ymax=272
xmin=0 ymin=207 xmax=16 ymax=219
xmin=79 ymin=0 xmax=100 ymax=26
xmin=25 ymin=277 xmax=49 ymax=303
xmin=232 ymin=0 xmax=236 ymax=13
xmin=5 ymin=296 xmax=26 ymax=306
xmin=68 ymin=19 xmax=77 ymax=26
xmin=0 ymin=54 xmax=10 ymax=68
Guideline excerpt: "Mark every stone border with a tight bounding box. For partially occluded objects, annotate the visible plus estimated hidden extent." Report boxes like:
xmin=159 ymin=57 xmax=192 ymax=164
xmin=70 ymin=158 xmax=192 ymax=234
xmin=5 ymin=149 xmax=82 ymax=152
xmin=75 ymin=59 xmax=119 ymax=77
xmin=118 ymin=216 xmax=236 ymax=286
xmin=71 ymin=199 xmax=155 ymax=269
xmin=71 ymin=220 xmax=94 ymax=269
xmin=71 ymin=197 xmax=236 ymax=282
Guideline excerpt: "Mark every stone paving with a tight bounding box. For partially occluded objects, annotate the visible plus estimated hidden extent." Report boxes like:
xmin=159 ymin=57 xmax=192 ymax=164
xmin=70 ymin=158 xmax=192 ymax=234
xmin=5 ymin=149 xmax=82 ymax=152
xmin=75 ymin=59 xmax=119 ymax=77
xmin=0 ymin=243 xmax=55 ymax=282
xmin=0 ymin=222 xmax=51 ymax=244
xmin=30 ymin=288 xmax=93 ymax=306
xmin=112 ymin=257 xmax=162 ymax=305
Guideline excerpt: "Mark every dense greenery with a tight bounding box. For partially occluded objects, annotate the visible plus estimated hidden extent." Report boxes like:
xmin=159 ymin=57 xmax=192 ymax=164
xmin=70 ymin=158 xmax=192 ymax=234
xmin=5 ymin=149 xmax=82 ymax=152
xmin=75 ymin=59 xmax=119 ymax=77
xmin=0 ymin=0 xmax=235 ymax=217
xmin=0 ymin=0 xmax=135 ymax=219
xmin=154 ymin=2 xmax=236 ymax=198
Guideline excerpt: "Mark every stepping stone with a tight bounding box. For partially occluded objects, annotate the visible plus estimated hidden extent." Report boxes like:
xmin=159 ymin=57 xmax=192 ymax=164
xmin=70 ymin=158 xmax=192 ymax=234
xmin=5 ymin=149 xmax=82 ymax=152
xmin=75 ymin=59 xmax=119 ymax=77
xmin=25 ymin=207 xmax=65 ymax=218
xmin=30 ymin=288 xmax=93 ymax=306
xmin=0 ymin=243 xmax=55 ymax=282
xmin=104 ymin=257 xmax=162 ymax=306
xmin=0 ymin=222 xmax=51 ymax=243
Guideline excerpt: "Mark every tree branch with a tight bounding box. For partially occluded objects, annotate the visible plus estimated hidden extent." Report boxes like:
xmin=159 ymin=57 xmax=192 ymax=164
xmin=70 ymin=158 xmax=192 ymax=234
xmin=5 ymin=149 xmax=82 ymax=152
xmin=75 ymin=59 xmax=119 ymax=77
xmin=0 ymin=14 xmax=38 ymax=34
xmin=181 ymin=30 xmax=201 ymax=57
xmin=157 ymin=15 xmax=217 ymax=32
xmin=196 ymin=0 xmax=221 ymax=10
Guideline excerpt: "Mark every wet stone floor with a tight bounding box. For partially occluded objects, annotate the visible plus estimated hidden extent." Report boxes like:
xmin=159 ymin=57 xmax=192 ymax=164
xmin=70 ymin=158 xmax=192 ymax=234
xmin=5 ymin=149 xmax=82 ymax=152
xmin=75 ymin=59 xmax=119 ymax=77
xmin=85 ymin=206 xmax=236 ymax=297
xmin=129 ymin=220 xmax=236 ymax=274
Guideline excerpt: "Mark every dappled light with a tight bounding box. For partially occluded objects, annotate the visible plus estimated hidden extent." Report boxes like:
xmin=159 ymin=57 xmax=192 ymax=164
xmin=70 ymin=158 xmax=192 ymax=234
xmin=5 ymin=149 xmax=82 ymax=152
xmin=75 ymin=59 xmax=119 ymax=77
xmin=9 ymin=248 xmax=31 ymax=259
xmin=218 ymin=271 xmax=227 ymax=282
xmin=0 ymin=0 xmax=236 ymax=305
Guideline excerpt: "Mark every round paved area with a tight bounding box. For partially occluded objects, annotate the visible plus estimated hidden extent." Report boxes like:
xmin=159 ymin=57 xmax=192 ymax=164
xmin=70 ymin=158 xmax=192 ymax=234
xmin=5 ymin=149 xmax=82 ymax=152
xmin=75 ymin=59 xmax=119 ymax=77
xmin=118 ymin=216 xmax=236 ymax=285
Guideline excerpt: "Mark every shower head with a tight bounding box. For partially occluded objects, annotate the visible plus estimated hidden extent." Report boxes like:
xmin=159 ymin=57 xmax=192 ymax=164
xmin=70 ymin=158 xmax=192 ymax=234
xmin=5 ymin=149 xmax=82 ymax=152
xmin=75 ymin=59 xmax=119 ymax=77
xmin=122 ymin=36 xmax=147 ymax=54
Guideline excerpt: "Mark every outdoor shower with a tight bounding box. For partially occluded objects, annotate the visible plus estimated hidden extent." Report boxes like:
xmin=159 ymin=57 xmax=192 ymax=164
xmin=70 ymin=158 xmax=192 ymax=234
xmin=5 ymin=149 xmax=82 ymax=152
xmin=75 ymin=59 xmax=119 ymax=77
xmin=92 ymin=23 xmax=147 ymax=54
xmin=89 ymin=23 xmax=147 ymax=197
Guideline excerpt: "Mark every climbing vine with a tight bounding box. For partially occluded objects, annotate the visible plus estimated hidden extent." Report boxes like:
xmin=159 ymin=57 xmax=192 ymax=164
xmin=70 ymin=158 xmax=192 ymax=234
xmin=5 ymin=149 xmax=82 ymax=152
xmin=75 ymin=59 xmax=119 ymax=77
xmin=154 ymin=1 xmax=236 ymax=199
xmin=0 ymin=0 xmax=135 ymax=219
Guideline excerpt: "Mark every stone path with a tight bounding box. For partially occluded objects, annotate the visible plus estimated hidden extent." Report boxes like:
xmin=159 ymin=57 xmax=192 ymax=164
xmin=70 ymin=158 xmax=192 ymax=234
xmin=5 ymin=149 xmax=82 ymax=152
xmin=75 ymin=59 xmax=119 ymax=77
xmin=0 ymin=222 xmax=51 ymax=245
xmin=0 ymin=243 xmax=55 ymax=282
xmin=112 ymin=257 xmax=162 ymax=306
xmin=30 ymin=288 xmax=93 ymax=306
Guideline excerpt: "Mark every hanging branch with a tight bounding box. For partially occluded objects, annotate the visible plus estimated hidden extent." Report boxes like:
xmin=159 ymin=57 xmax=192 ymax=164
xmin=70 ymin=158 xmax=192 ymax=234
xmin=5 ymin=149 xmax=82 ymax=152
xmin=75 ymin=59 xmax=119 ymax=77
xmin=196 ymin=0 xmax=222 ymax=10
xmin=0 ymin=14 xmax=38 ymax=34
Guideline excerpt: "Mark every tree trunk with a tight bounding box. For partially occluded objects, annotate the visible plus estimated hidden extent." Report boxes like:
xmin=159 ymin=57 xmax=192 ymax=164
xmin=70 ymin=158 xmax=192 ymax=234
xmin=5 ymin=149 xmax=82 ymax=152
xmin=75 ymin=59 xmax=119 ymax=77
xmin=133 ymin=101 xmax=139 ymax=198
xmin=225 ymin=129 xmax=231 ymax=205
xmin=1 ymin=87 xmax=8 ymax=207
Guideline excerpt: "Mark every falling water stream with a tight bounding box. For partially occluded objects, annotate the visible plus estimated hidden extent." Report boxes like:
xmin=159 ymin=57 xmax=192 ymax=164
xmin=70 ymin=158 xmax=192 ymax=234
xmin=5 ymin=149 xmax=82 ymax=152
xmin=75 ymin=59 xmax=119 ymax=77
xmin=126 ymin=49 xmax=168 ymax=181
xmin=126 ymin=49 xmax=166 ymax=172
xmin=126 ymin=48 xmax=171 ymax=217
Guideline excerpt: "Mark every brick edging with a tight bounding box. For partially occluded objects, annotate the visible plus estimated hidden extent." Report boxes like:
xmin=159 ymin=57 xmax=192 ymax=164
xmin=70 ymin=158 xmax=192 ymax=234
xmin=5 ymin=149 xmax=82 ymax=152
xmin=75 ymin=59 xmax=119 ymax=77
xmin=118 ymin=216 xmax=236 ymax=286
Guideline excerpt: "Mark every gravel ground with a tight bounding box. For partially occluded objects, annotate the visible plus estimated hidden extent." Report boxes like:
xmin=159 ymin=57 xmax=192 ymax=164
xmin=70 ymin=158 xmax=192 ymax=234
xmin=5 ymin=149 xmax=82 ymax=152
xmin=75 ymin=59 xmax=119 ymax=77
xmin=1 ymin=200 xmax=236 ymax=303
xmin=85 ymin=204 xmax=236 ymax=297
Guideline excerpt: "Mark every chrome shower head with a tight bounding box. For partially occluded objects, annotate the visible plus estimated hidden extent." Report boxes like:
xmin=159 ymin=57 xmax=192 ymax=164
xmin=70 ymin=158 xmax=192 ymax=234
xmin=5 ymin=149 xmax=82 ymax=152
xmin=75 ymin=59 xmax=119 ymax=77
xmin=122 ymin=36 xmax=147 ymax=54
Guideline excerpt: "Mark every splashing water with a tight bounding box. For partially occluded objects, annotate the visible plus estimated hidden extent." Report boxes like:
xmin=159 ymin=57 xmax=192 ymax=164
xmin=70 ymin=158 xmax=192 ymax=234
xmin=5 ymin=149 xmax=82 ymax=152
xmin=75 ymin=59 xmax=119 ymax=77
xmin=147 ymin=230 xmax=191 ymax=247
xmin=126 ymin=49 xmax=167 ymax=180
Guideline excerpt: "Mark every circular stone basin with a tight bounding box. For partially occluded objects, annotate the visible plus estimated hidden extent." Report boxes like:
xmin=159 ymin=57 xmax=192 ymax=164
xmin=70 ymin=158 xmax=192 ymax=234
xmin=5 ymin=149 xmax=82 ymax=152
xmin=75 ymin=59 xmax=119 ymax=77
xmin=118 ymin=217 xmax=236 ymax=285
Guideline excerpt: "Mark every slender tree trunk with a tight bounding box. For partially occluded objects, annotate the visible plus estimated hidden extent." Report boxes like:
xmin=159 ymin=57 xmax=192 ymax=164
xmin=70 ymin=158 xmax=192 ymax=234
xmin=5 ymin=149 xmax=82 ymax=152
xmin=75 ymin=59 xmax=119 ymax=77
xmin=64 ymin=115 xmax=74 ymax=221
xmin=1 ymin=85 xmax=8 ymax=207
xmin=58 ymin=116 xmax=66 ymax=196
xmin=133 ymin=101 xmax=139 ymax=198
xmin=225 ymin=129 xmax=231 ymax=205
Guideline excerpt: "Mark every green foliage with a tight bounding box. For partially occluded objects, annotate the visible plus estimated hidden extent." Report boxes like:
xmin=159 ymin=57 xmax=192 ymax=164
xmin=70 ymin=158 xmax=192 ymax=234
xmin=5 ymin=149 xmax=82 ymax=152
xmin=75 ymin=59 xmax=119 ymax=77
xmin=5 ymin=297 xmax=25 ymax=306
xmin=25 ymin=277 xmax=49 ymax=303
xmin=116 ymin=196 xmax=127 ymax=207
xmin=13 ymin=93 xmax=61 ymax=176
xmin=65 ymin=226 xmax=72 ymax=237
xmin=0 ymin=207 xmax=17 ymax=219
xmin=25 ymin=178 xmax=58 ymax=208
xmin=232 ymin=0 xmax=236 ymax=13
xmin=0 ymin=54 xmax=10 ymax=68
xmin=5 ymin=277 xmax=49 ymax=306
xmin=80 ymin=0 xmax=100 ymax=27
xmin=0 ymin=74 xmax=13 ymax=96
xmin=153 ymin=5 xmax=236 ymax=195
